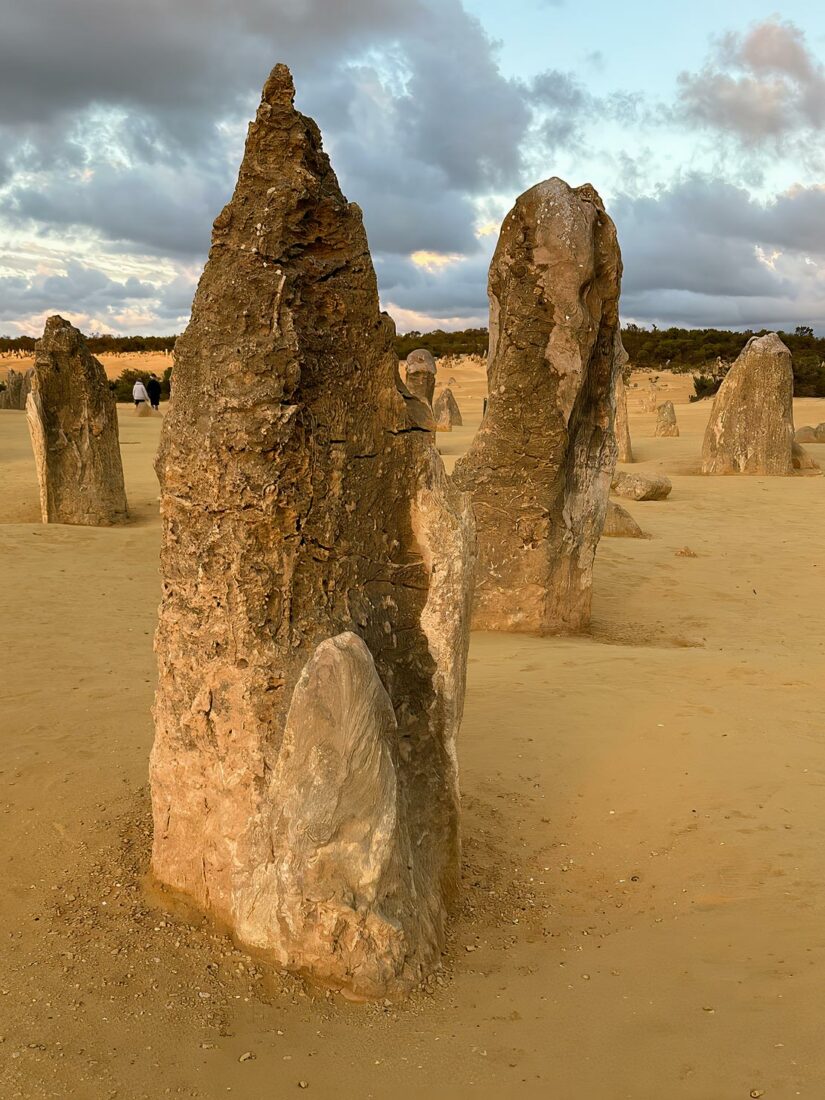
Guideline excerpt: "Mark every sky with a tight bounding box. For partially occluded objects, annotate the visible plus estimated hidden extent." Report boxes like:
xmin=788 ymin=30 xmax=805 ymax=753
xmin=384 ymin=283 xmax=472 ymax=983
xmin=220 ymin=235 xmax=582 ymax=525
xmin=0 ymin=0 xmax=824 ymax=337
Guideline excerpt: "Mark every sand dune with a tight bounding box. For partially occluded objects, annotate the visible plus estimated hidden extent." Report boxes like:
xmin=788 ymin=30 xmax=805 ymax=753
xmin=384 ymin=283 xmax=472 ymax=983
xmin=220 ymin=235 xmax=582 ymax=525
xmin=1 ymin=362 xmax=825 ymax=1098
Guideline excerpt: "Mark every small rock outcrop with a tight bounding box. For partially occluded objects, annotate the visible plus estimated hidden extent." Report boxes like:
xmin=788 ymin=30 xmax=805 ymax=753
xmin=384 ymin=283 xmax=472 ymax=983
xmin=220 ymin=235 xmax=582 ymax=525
xmin=792 ymin=441 xmax=820 ymax=472
xmin=655 ymin=400 xmax=679 ymax=437
xmin=0 ymin=368 xmax=33 ymax=410
xmin=796 ymin=424 xmax=825 ymax=444
xmin=452 ymin=177 xmax=622 ymax=634
xmin=615 ymin=368 xmax=633 ymax=462
xmin=702 ymin=334 xmax=794 ymax=475
xmin=612 ymin=470 xmax=672 ymax=501
xmin=433 ymin=387 xmax=463 ymax=432
xmin=25 ymin=316 xmax=128 ymax=526
xmin=151 ymin=66 xmax=474 ymax=1002
xmin=602 ymin=500 xmax=646 ymax=538
xmin=404 ymin=349 xmax=436 ymax=407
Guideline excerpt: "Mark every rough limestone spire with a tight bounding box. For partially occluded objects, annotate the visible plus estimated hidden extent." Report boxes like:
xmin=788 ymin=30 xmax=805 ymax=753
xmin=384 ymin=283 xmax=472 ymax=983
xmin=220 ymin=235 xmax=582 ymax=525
xmin=453 ymin=177 xmax=623 ymax=634
xmin=26 ymin=315 xmax=128 ymax=526
xmin=150 ymin=65 xmax=474 ymax=1000
xmin=701 ymin=333 xmax=794 ymax=475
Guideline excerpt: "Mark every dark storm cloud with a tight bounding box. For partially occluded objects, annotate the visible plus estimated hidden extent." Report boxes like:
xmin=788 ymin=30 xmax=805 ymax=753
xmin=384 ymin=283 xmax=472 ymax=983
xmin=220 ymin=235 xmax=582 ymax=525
xmin=676 ymin=18 xmax=825 ymax=144
xmin=0 ymin=0 xmax=538 ymax=268
xmin=0 ymin=0 xmax=421 ymax=134
xmin=613 ymin=176 xmax=825 ymax=330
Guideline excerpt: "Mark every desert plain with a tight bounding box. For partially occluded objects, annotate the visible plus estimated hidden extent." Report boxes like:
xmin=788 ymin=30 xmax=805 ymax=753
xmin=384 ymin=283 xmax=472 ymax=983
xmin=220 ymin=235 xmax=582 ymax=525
xmin=1 ymin=356 xmax=824 ymax=1099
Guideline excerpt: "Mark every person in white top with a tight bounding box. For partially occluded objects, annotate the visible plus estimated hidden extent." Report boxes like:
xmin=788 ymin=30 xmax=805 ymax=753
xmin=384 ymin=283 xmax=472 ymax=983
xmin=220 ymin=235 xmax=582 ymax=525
xmin=132 ymin=379 xmax=150 ymax=407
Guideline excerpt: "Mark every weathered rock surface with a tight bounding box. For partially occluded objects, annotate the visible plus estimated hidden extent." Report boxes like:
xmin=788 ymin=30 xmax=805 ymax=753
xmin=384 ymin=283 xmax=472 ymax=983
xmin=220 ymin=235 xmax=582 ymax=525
xmin=433 ymin=387 xmax=463 ymax=432
xmin=611 ymin=470 xmax=672 ymax=501
xmin=453 ymin=177 xmax=622 ymax=634
xmin=645 ymin=381 xmax=659 ymax=412
xmin=25 ymin=316 xmax=128 ymax=526
xmin=655 ymin=400 xmax=679 ymax=437
xmin=701 ymin=334 xmax=794 ymax=475
xmin=795 ymin=426 xmax=817 ymax=443
xmin=602 ymin=500 xmax=646 ymax=538
xmin=151 ymin=65 xmax=474 ymax=1001
xmin=792 ymin=441 xmax=820 ymax=472
xmin=0 ymin=368 xmax=33 ymax=410
xmin=404 ymin=349 xmax=436 ymax=407
xmin=615 ymin=367 xmax=633 ymax=462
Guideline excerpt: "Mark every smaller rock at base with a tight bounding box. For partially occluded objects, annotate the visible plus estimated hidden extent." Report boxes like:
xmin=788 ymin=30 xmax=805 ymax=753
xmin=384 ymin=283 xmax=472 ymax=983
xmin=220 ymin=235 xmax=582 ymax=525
xmin=602 ymin=501 xmax=646 ymax=538
xmin=792 ymin=441 xmax=820 ymax=472
xmin=611 ymin=470 xmax=672 ymax=501
xmin=795 ymin=426 xmax=817 ymax=443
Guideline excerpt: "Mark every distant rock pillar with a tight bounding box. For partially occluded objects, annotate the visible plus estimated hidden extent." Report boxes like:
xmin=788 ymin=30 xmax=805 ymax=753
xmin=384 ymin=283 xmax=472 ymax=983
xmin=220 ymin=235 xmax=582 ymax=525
xmin=615 ymin=364 xmax=633 ymax=462
xmin=701 ymin=333 xmax=794 ymax=475
xmin=453 ymin=177 xmax=623 ymax=634
xmin=26 ymin=316 xmax=128 ymax=525
xmin=655 ymin=400 xmax=679 ymax=437
xmin=404 ymin=349 xmax=436 ymax=407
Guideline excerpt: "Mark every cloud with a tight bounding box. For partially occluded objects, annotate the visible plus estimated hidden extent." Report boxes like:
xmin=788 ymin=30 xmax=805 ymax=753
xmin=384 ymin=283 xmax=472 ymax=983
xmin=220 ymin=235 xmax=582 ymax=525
xmin=676 ymin=18 xmax=825 ymax=144
xmin=0 ymin=261 xmax=192 ymax=336
xmin=0 ymin=0 xmax=534 ymax=260
xmin=614 ymin=176 xmax=825 ymax=330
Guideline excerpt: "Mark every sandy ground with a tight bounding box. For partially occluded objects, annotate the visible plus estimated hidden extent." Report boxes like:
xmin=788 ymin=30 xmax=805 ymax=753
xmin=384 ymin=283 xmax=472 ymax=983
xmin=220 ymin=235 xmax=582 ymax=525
xmin=1 ymin=352 xmax=172 ymax=383
xmin=1 ymin=363 xmax=825 ymax=1099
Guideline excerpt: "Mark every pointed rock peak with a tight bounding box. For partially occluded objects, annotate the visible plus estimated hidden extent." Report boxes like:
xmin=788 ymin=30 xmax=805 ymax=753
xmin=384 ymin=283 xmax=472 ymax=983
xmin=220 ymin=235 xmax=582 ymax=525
xmin=261 ymin=63 xmax=296 ymax=108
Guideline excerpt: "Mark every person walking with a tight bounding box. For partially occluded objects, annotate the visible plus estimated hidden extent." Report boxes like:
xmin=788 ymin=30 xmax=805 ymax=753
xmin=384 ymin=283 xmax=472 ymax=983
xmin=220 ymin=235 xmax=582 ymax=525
xmin=146 ymin=374 xmax=162 ymax=411
xmin=132 ymin=378 xmax=150 ymax=408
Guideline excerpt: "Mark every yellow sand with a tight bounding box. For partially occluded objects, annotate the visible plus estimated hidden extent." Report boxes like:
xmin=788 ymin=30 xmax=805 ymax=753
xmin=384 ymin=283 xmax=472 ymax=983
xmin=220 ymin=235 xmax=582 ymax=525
xmin=1 ymin=363 xmax=825 ymax=1099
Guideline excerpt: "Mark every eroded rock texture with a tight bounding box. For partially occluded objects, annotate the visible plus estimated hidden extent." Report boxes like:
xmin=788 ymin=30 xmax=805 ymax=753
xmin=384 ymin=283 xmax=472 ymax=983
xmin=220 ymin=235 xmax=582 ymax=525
xmin=702 ymin=334 xmax=794 ymax=475
xmin=25 ymin=316 xmax=128 ymax=526
xmin=433 ymin=387 xmax=463 ymax=432
xmin=792 ymin=441 xmax=819 ymax=472
xmin=404 ymin=349 xmax=436 ymax=407
xmin=796 ymin=424 xmax=825 ymax=443
xmin=655 ymin=400 xmax=679 ymax=438
xmin=602 ymin=500 xmax=645 ymax=538
xmin=612 ymin=470 xmax=672 ymax=501
xmin=615 ymin=368 xmax=633 ymax=462
xmin=151 ymin=66 xmax=474 ymax=1001
xmin=452 ymin=177 xmax=622 ymax=634
xmin=0 ymin=368 xmax=33 ymax=410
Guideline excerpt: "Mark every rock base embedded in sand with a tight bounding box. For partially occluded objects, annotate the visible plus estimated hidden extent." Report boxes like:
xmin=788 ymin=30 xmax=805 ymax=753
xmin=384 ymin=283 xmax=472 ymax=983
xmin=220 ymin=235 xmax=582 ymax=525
xmin=433 ymin=387 xmax=463 ymax=431
xmin=602 ymin=500 xmax=647 ymax=538
xmin=792 ymin=441 xmax=820 ymax=472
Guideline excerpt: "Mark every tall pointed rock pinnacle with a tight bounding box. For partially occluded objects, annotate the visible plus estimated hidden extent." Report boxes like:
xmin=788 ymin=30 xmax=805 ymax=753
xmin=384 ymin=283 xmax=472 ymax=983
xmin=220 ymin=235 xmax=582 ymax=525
xmin=150 ymin=65 xmax=474 ymax=1000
